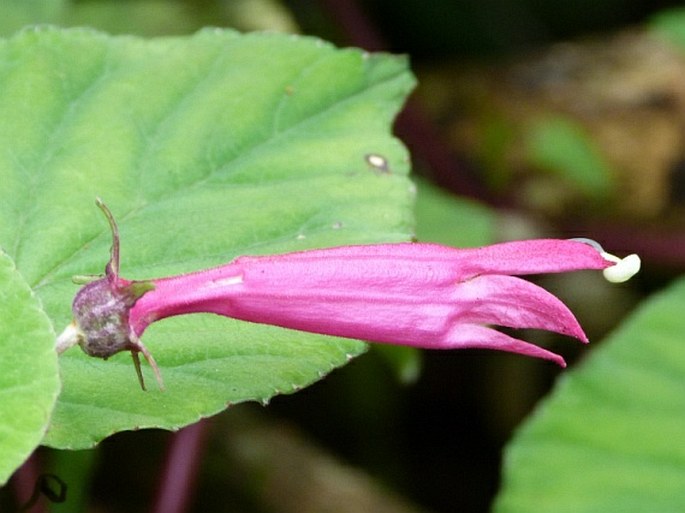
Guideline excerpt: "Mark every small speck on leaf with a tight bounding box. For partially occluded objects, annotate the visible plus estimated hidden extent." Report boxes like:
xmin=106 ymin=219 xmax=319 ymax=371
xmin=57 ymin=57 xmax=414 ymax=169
xmin=365 ymin=153 xmax=391 ymax=174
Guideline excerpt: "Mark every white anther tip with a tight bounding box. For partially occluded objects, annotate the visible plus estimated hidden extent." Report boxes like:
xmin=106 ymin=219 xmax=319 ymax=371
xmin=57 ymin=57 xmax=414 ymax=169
xmin=602 ymin=253 xmax=641 ymax=283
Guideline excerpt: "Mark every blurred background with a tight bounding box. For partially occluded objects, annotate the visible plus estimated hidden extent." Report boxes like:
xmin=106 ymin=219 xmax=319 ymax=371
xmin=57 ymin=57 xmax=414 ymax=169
xmin=4 ymin=0 xmax=685 ymax=511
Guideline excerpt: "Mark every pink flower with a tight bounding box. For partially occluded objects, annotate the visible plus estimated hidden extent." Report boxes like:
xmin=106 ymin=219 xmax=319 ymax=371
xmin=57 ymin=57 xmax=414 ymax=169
xmin=56 ymin=201 xmax=640 ymax=390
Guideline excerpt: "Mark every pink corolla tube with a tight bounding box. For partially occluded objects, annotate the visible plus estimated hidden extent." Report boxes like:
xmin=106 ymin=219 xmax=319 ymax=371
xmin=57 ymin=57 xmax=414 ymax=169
xmin=56 ymin=200 xmax=640 ymax=390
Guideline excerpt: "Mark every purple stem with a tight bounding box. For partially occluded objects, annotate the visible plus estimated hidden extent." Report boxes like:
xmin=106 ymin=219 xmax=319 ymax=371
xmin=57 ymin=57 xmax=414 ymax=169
xmin=11 ymin=452 xmax=46 ymax=513
xmin=395 ymin=104 xmax=497 ymax=203
xmin=317 ymin=0 xmax=387 ymax=51
xmin=151 ymin=419 xmax=212 ymax=513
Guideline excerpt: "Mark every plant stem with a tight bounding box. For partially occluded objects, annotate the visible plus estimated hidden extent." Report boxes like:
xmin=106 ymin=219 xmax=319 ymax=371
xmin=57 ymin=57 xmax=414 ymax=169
xmin=11 ymin=452 xmax=46 ymax=513
xmin=151 ymin=419 xmax=212 ymax=513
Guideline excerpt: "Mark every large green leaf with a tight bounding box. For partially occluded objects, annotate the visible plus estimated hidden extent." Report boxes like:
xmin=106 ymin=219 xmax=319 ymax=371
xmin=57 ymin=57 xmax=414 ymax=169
xmin=0 ymin=0 xmax=64 ymax=36
xmin=0 ymin=27 xmax=415 ymax=449
xmin=0 ymin=250 xmax=59 ymax=485
xmin=494 ymin=277 xmax=685 ymax=513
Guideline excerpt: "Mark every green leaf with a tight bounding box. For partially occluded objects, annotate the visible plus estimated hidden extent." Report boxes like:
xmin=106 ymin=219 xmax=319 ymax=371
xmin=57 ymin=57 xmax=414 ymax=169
xmin=525 ymin=116 xmax=614 ymax=198
xmin=414 ymin=177 xmax=497 ymax=247
xmin=494 ymin=277 xmax=685 ymax=513
xmin=0 ymin=27 xmax=415 ymax=449
xmin=62 ymin=0 xmax=298 ymax=36
xmin=0 ymin=250 xmax=59 ymax=485
xmin=64 ymin=1 xmax=200 ymax=37
xmin=0 ymin=0 xmax=65 ymax=36
xmin=46 ymin=448 xmax=97 ymax=513
xmin=650 ymin=7 xmax=685 ymax=50
xmin=0 ymin=0 xmax=297 ymax=39
xmin=371 ymin=344 xmax=422 ymax=385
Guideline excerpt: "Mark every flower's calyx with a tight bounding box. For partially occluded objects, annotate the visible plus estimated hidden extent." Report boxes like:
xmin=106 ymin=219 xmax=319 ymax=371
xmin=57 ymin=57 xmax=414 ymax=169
xmin=72 ymin=276 xmax=153 ymax=358
xmin=57 ymin=199 xmax=163 ymax=391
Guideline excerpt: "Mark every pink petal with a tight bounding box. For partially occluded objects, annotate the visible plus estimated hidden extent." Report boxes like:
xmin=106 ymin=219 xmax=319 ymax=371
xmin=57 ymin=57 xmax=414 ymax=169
xmin=448 ymin=239 xmax=613 ymax=279
xmin=452 ymin=275 xmax=588 ymax=341
xmin=129 ymin=241 xmax=595 ymax=366
xmin=130 ymin=256 xmax=462 ymax=343
xmin=439 ymin=324 xmax=567 ymax=367
xmin=223 ymin=239 xmax=612 ymax=283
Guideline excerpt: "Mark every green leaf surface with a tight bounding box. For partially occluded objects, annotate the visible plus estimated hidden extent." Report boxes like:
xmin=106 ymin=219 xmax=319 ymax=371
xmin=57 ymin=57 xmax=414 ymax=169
xmin=0 ymin=27 xmax=415 ymax=449
xmin=64 ymin=1 xmax=199 ymax=37
xmin=525 ymin=116 xmax=613 ymax=198
xmin=0 ymin=0 xmax=65 ymax=36
xmin=414 ymin=178 xmax=497 ymax=247
xmin=0 ymin=250 xmax=59 ymax=485
xmin=650 ymin=7 xmax=685 ymax=50
xmin=494 ymin=277 xmax=685 ymax=513
xmin=0 ymin=0 xmax=297 ymax=39
xmin=62 ymin=0 xmax=298 ymax=37
xmin=46 ymin=448 xmax=97 ymax=513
